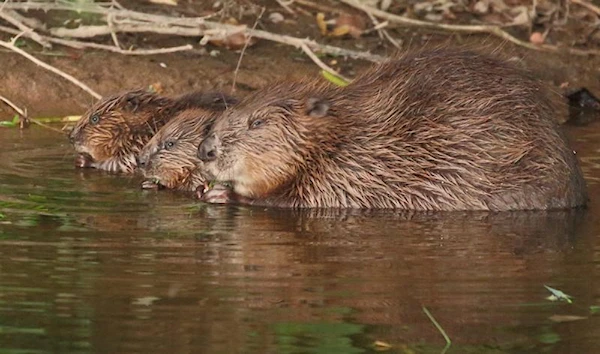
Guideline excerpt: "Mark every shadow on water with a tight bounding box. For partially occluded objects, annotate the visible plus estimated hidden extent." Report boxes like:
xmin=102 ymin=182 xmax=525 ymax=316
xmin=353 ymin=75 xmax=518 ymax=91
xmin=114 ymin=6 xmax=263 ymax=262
xmin=0 ymin=127 xmax=599 ymax=354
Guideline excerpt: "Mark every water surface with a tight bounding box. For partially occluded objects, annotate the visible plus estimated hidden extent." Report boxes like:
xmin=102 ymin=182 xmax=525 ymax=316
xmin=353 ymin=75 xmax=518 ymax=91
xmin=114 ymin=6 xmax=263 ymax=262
xmin=0 ymin=126 xmax=599 ymax=354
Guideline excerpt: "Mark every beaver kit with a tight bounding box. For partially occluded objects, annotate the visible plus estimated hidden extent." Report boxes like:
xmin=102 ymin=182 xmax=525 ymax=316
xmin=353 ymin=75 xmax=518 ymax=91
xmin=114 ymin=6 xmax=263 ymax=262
xmin=197 ymin=49 xmax=588 ymax=211
xmin=69 ymin=89 xmax=236 ymax=173
xmin=138 ymin=107 xmax=228 ymax=191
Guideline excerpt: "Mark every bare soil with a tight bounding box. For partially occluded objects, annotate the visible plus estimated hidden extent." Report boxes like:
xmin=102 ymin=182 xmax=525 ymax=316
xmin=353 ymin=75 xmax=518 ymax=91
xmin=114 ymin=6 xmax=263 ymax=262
xmin=1 ymin=0 xmax=600 ymax=119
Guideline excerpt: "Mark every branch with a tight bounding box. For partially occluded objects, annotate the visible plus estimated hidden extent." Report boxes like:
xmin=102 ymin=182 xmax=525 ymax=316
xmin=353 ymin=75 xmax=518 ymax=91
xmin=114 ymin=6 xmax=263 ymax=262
xmin=0 ymin=94 xmax=68 ymax=133
xmin=51 ymin=21 xmax=383 ymax=61
xmin=0 ymin=94 xmax=25 ymax=116
xmin=571 ymin=0 xmax=600 ymax=16
xmin=0 ymin=10 xmax=51 ymax=48
xmin=0 ymin=39 xmax=102 ymax=99
xmin=0 ymin=25 xmax=193 ymax=55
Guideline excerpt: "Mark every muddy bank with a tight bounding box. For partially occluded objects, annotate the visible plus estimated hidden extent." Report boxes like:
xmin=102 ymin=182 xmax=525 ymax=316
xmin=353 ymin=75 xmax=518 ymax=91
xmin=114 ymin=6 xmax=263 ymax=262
xmin=1 ymin=5 xmax=600 ymax=120
xmin=0 ymin=45 xmax=324 ymax=118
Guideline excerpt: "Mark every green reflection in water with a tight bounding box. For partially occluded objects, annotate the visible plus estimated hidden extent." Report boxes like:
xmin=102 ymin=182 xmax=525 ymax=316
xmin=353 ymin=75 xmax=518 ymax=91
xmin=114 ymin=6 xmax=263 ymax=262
xmin=0 ymin=326 xmax=45 ymax=335
xmin=275 ymin=322 xmax=365 ymax=354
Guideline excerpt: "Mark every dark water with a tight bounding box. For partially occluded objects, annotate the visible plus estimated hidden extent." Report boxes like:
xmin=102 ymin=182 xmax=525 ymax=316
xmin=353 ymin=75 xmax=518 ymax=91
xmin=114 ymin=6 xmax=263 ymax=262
xmin=0 ymin=126 xmax=599 ymax=354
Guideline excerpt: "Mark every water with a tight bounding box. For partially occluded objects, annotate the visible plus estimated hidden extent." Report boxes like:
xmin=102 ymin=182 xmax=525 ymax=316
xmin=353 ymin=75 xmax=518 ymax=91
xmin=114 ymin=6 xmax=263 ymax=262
xmin=0 ymin=126 xmax=599 ymax=354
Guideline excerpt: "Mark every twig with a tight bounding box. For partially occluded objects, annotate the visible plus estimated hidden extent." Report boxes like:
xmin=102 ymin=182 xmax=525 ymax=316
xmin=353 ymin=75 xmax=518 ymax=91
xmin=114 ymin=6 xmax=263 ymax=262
xmin=0 ymin=10 xmax=51 ymax=48
xmin=339 ymin=0 xmax=600 ymax=56
xmin=294 ymin=0 xmax=341 ymax=13
xmin=571 ymin=0 xmax=600 ymax=16
xmin=232 ymin=7 xmax=266 ymax=92
xmin=111 ymin=0 xmax=126 ymax=11
xmin=423 ymin=307 xmax=451 ymax=354
xmin=366 ymin=13 xmax=401 ymax=49
xmin=0 ymin=94 xmax=25 ymax=116
xmin=0 ymin=39 xmax=102 ymax=99
xmin=27 ymin=117 xmax=67 ymax=133
xmin=300 ymin=43 xmax=350 ymax=82
xmin=107 ymin=13 xmax=122 ymax=49
xmin=275 ymin=0 xmax=295 ymax=15
xmin=0 ymin=25 xmax=193 ymax=55
xmin=0 ymin=94 xmax=67 ymax=133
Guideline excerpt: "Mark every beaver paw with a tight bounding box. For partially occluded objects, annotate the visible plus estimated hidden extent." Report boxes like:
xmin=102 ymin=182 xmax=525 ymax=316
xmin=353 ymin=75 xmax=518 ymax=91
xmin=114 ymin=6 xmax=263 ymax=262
xmin=141 ymin=179 xmax=162 ymax=190
xmin=75 ymin=154 xmax=94 ymax=168
xmin=196 ymin=183 xmax=235 ymax=204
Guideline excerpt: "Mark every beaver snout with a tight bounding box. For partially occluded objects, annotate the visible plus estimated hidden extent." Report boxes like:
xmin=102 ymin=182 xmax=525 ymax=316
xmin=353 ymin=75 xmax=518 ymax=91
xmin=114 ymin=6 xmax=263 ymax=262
xmin=198 ymin=134 xmax=218 ymax=162
xmin=68 ymin=130 xmax=77 ymax=145
xmin=136 ymin=154 xmax=148 ymax=168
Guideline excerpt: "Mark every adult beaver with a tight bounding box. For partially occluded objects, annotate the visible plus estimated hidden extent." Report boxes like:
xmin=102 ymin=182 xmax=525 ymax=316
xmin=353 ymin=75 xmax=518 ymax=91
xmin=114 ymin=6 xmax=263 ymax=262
xmin=69 ymin=89 xmax=236 ymax=173
xmin=197 ymin=49 xmax=588 ymax=211
xmin=138 ymin=108 xmax=225 ymax=191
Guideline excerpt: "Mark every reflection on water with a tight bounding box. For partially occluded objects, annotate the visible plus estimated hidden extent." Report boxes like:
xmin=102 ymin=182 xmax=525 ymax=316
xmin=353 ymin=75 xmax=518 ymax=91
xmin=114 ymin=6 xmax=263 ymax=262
xmin=0 ymin=126 xmax=599 ymax=354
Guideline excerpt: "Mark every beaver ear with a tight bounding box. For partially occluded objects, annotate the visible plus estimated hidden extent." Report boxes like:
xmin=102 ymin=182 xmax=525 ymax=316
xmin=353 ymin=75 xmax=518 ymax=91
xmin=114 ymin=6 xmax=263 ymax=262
xmin=124 ymin=95 xmax=141 ymax=112
xmin=305 ymin=97 xmax=330 ymax=118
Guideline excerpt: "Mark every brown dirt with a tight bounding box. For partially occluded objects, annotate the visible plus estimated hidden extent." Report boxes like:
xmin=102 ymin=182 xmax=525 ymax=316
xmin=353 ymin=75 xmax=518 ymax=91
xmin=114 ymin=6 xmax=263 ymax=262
xmin=1 ymin=0 xmax=600 ymax=120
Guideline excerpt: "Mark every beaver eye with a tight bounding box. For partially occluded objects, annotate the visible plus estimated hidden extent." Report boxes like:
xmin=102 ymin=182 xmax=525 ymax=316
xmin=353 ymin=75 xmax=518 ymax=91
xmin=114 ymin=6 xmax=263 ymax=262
xmin=89 ymin=114 xmax=100 ymax=125
xmin=164 ymin=140 xmax=175 ymax=150
xmin=249 ymin=119 xmax=264 ymax=130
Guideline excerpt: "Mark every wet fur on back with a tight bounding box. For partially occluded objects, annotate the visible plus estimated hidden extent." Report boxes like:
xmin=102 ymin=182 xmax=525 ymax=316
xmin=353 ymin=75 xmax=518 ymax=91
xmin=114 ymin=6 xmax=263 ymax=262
xmin=201 ymin=49 xmax=588 ymax=210
xmin=69 ymin=89 xmax=236 ymax=173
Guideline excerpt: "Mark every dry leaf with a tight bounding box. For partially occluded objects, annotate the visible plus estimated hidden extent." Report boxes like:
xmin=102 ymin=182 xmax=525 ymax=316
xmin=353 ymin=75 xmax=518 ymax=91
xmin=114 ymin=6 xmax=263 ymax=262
xmin=148 ymin=82 xmax=164 ymax=94
xmin=316 ymin=13 xmax=327 ymax=36
xmin=334 ymin=14 xmax=366 ymax=38
xmin=317 ymin=13 xmax=365 ymax=38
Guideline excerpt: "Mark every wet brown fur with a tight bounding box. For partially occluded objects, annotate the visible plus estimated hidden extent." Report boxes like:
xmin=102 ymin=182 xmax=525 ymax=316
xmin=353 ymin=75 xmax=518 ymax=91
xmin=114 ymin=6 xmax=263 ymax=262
xmin=139 ymin=108 xmax=221 ymax=191
xmin=200 ymin=49 xmax=588 ymax=211
xmin=69 ymin=89 xmax=236 ymax=173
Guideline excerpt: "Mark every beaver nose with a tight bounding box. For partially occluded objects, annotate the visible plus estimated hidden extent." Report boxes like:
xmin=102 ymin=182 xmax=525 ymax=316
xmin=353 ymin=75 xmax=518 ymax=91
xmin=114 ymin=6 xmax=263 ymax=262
xmin=198 ymin=134 xmax=218 ymax=162
xmin=136 ymin=155 xmax=146 ymax=168
xmin=68 ymin=132 xmax=75 ymax=144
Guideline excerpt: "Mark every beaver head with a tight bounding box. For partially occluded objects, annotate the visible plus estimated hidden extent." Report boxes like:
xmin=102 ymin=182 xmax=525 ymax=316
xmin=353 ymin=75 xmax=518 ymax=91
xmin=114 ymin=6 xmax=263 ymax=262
xmin=139 ymin=108 xmax=218 ymax=191
xmin=198 ymin=81 xmax=336 ymax=199
xmin=69 ymin=90 xmax=237 ymax=173
xmin=68 ymin=89 xmax=179 ymax=173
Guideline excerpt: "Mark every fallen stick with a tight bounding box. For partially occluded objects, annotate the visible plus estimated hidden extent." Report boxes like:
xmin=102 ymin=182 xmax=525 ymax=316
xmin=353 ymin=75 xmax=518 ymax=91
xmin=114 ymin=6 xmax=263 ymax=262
xmin=0 ymin=38 xmax=102 ymax=99
xmin=0 ymin=94 xmax=67 ymax=133
xmin=0 ymin=10 xmax=51 ymax=48
xmin=0 ymin=24 xmax=193 ymax=55
xmin=1 ymin=1 xmax=382 ymax=61
xmin=571 ymin=0 xmax=600 ymax=16
xmin=52 ymin=22 xmax=384 ymax=62
xmin=0 ymin=94 xmax=26 ymax=116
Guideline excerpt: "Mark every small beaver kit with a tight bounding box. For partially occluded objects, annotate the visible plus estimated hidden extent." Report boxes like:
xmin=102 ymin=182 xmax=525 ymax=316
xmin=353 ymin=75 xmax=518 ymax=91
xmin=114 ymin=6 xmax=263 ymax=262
xmin=69 ymin=89 xmax=236 ymax=173
xmin=138 ymin=108 xmax=227 ymax=192
xmin=197 ymin=49 xmax=588 ymax=211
